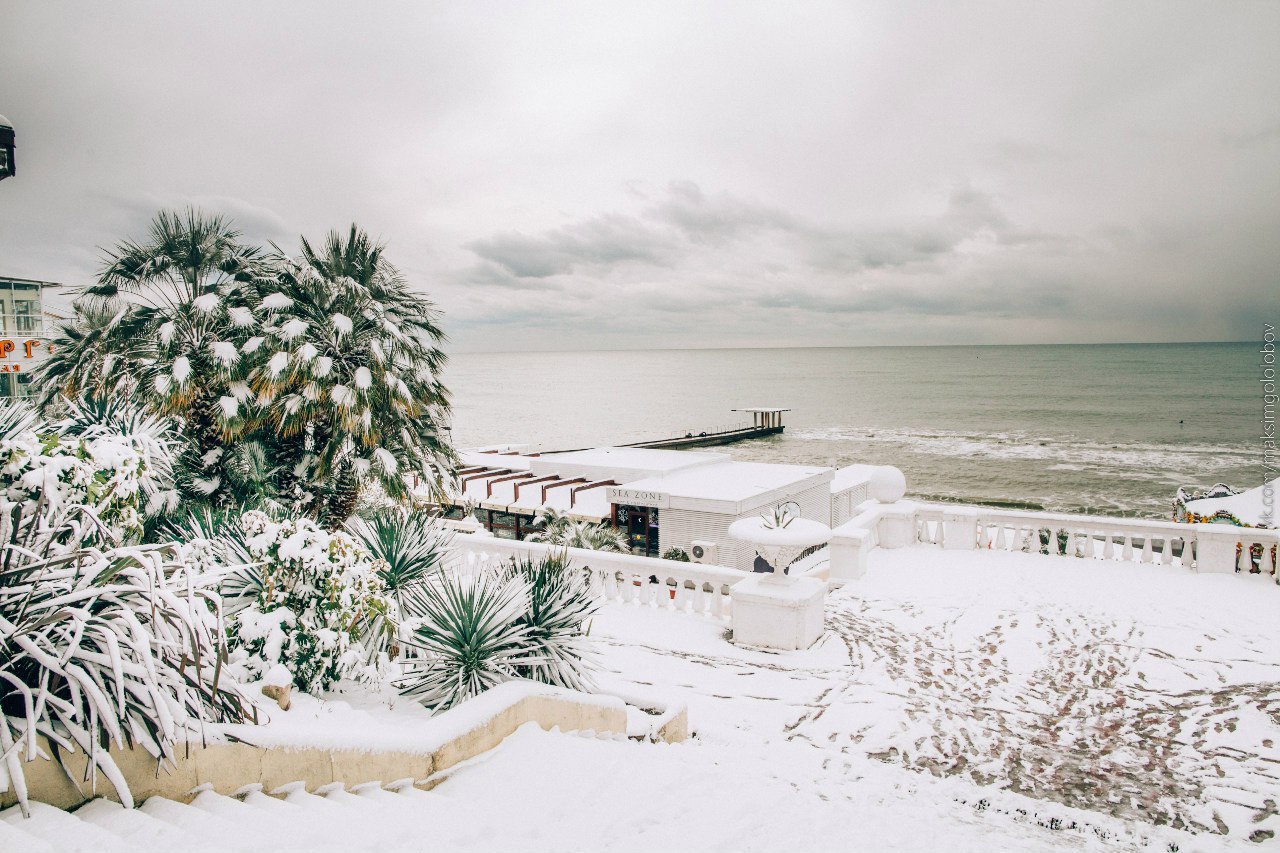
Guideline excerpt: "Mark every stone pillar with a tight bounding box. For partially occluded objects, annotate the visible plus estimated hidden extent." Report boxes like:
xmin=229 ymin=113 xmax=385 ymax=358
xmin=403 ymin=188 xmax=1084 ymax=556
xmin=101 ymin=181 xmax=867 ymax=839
xmin=731 ymin=575 xmax=826 ymax=650
xmin=827 ymin=527 xmax=873 ymax=583
xmin=1193 ymin=524 xmax=1240 ymax=573
xmin=875 ymin=502 xmax=917 ymax=549
xmin=943 ymin=507 xmax=981 ymax=550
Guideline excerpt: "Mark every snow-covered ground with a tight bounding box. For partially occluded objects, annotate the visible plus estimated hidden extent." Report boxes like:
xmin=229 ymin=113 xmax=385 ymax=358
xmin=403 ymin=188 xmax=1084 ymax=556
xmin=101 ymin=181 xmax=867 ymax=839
xmin=592 ymin=546 xmax=1280 ymax=849
xmin=4 ymin=545 xmax=1278 ymax=851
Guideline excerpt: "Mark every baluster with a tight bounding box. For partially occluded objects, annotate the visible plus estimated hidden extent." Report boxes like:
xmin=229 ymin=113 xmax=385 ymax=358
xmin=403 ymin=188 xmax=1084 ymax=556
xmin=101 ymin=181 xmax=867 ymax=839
xmin=1121 ymin=535 xmax=1133 ymax=562
xmin=1140 ymin=536 xmax=1154 ymax=563
xmin=710 ymin=586 xmax=725 ymax=619
xmin=1262 ymin=543 xmax=1277 ymax=577
xmin=994 ymin=524 xmax=1007 ymax=551
xmin=1160 ymin=538 xmax=1173 ymax=565
xmin=1083 ymin=530 xmax=1095 ymax=559
xmin=1102 ymin=532 xmax=1114 ymax=561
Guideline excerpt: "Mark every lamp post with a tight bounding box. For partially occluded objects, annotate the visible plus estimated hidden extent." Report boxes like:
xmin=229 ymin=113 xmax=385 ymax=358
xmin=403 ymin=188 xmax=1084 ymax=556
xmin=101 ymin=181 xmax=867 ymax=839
xmin=0 ymin=115 xmax=14 ymax=181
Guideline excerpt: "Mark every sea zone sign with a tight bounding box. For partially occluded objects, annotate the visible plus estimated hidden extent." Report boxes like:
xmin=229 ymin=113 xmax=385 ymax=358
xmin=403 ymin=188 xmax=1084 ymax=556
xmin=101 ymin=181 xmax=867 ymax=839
xmin=0 ymin=339 xmax=46 ymax=373
xmin=606 ymin=487 xmax=671 ymax=509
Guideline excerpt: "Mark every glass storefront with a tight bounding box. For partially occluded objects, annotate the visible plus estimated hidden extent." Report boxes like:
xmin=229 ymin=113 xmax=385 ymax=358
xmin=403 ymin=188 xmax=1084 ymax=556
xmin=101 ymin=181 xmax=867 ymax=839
xmin=616 ymin=505 xmax=660 ymax=557
xmin=0 ymin=277 xmax=49 ymax=398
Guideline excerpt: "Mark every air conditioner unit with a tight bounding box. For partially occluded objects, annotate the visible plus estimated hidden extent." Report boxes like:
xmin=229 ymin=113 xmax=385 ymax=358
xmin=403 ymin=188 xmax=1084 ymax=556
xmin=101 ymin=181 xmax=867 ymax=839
xmin=689 ymin=540 xmax=718 ymax=563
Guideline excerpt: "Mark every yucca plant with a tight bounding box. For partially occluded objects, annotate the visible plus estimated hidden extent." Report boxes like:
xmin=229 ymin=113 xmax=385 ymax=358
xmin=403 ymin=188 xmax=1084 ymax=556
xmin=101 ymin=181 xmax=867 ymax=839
xmin=160 ymin=505 xmax=260 ymax=615
xmin=0 ymin=503 xmax=252 ymax=817
xmin=500 ymin=554 xmax=599 ymax=691
xmin=347 ymin=508 xmax=453 ymax=623
xmin=399 ymin=573 xmax=532 ymax=713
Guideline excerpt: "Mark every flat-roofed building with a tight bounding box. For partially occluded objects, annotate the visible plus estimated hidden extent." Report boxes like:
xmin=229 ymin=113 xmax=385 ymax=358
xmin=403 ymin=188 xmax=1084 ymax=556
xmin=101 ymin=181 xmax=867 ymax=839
xmin=438 ymin=445 xmax=873 ymax=571
xmin=0 ymin=275 xmax=59 ymax=398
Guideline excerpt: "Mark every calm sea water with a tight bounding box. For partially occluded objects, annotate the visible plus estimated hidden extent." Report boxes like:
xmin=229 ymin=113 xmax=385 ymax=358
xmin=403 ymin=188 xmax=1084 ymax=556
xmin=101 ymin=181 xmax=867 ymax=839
xmin=444 ymin=343 xmax=1264 ymax=518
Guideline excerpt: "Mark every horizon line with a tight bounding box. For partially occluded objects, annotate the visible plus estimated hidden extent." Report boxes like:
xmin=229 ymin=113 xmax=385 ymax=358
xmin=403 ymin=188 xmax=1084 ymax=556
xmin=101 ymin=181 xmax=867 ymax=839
xmin=451 ymin=339 xmax=1252 ymax=356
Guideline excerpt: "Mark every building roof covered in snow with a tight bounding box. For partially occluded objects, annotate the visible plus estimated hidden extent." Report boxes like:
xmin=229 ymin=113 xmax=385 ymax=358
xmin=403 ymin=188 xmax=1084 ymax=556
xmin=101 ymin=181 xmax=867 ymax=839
xmin=1179 ymin=477 xmax=1278 ymax=528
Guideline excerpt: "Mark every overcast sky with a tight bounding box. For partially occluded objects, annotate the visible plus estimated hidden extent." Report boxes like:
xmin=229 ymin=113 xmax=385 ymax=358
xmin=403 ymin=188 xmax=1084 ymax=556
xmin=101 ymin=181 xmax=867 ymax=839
xmin=0 ymin=1 xmax=1276 ymax=351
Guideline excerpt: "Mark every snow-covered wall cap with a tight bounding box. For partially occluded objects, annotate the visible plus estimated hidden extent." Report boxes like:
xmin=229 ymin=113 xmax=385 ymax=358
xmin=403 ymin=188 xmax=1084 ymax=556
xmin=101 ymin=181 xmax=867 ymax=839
xmin=0 ymin=114 xmax=11 ymax=129
xmin=869 ymin=466 xmax=907 ymax=503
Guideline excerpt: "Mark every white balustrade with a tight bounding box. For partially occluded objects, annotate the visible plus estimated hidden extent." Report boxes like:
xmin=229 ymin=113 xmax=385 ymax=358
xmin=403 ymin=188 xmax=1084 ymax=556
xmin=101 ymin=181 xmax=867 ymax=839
xmin=446 ymin=534 xmax=744 ymax=621
xmin=910 ymin=503 xmax=1279 ymax=578
xmin=828 ymin=500 xmax=1279 ymax=581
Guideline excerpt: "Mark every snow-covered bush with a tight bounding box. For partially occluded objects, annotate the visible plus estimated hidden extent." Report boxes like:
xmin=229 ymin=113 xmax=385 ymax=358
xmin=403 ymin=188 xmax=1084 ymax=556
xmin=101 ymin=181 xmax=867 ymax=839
xmin=228 ymin=511 xmax=396 ymax=693
xmin=400 ymin=553 xmax=601 ymax=712
xmin=0 ymin=504 xmax=252 ymax=816
xmin=0 ymin=400 xmax=178 ymax=548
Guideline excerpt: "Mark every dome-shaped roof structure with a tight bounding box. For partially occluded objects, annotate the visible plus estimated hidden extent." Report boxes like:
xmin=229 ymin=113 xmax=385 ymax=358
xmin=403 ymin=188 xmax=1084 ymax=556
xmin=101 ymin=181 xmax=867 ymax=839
xmin=0 ymin=115 xmax=11 ymax=129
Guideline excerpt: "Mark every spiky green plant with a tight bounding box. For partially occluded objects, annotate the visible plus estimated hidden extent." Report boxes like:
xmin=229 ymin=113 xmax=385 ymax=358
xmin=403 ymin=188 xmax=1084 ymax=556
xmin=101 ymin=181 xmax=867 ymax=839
xmin=0 ymin=503 xmax=252 ymax=817
xmin=399 ymin=573 xmax=531 ymax=713
xmin=160 ymin=505 xmax=260 ymax=615
xmin=347 ymin=508 xmax=453 ymax=622
xmin=500 ymin=554 xmax=599 ymax=691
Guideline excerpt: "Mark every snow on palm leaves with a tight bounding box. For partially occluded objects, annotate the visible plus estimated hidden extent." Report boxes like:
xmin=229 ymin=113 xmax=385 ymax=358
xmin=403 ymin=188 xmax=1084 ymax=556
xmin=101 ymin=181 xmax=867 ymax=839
xmin=0 ymin=437 xmax=252 ymax=820
xmin=400 ymin=552 xmax=601 ymax=712
xmin=250 ymin=227 xmax=454 ymax=525
xmin=33 ymin=211 xmax=455 ymax=527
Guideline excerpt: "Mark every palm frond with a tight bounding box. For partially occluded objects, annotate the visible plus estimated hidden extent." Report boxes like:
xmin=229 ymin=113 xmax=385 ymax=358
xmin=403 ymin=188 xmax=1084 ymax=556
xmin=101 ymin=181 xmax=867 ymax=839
xmin=398 ymin=572 xmax=531 ymax=713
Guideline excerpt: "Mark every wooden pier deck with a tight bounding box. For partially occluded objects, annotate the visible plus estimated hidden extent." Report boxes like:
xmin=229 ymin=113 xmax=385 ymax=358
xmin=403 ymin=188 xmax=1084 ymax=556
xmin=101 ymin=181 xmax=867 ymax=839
xmin=542 ymin=407 xmax=790 ymax=455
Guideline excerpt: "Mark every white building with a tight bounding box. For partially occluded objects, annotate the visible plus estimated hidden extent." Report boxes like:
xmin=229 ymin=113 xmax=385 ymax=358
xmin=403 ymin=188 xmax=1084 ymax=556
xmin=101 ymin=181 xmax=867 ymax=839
xmin=0 ymin=275 xmax=59 ymax=399
xmin=442 ymin=445 xmax=876 ymax=573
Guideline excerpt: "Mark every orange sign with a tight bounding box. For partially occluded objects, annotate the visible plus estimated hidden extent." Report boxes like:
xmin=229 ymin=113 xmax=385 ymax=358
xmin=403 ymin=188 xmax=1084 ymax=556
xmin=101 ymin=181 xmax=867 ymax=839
xmin=0 ymin=339 xmax=46 ymax=359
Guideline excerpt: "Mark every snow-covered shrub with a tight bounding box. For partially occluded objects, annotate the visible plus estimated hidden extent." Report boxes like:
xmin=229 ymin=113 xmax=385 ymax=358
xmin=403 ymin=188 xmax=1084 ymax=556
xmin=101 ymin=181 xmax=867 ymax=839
xmin=228 ymin=511 xmax=396 ymax=693
xmin=0 ymin=503 xmax=252 ymax=816
xmin=401 ymin=553 xmax=601 ymax=711
xmin=399 ymin=572 xmax=532 ymax=713
xmin=500 ymin=554 xmax=600 ymax=691
xmin=0 ymin=400 xmax=178 ymax=548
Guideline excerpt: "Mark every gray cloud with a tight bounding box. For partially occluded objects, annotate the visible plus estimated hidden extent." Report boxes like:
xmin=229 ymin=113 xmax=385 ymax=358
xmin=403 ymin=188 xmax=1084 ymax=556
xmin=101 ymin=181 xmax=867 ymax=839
xmin=466 ymin=213 xmax=676 ymax=278
xmin=0 ymin=1 xmax=1276 ymax=351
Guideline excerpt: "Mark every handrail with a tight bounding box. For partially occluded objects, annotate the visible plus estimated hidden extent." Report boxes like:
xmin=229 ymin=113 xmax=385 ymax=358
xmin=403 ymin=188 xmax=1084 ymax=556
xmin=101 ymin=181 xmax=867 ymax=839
xmin=448 ymin=533 xmax=745 ymax=620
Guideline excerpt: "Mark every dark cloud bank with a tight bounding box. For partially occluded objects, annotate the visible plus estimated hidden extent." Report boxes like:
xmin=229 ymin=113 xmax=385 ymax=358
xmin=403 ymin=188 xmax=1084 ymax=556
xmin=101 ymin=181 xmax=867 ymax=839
xmin=0 ymin=1 xmax=1276 ymax=350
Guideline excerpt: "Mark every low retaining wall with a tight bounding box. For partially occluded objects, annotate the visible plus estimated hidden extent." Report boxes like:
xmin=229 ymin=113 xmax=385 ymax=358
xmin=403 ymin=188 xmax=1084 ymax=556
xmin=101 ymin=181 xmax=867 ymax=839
xmin=2 ymin=682 xmax=681 ymax=812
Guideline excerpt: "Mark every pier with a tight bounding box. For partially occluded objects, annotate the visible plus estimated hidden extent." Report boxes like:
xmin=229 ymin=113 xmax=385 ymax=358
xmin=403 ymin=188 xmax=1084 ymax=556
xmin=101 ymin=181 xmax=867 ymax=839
xmin=544 ymin=407 xmax=790 ymax=454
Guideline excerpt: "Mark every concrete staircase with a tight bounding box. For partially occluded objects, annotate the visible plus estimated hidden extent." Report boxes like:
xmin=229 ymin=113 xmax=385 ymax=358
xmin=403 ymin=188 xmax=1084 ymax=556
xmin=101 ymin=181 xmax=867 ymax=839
xmin=0 ymin=784 xmax=448 ymax=853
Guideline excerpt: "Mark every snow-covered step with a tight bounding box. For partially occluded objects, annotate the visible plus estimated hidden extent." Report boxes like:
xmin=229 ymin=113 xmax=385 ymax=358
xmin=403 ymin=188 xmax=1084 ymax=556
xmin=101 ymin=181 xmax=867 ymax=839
xmin=0 ymin=809 xmax=59 ymax=853
xmin=73 ymin=798 xmax=220 ymax=853
xmin=0 ymin=800 xmax=145 ymax=853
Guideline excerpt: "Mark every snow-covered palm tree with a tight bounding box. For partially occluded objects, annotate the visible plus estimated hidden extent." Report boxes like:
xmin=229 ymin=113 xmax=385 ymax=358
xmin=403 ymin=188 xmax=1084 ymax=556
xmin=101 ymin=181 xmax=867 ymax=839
xmin=35 ymin=212 xmax=454 ymax=527
xmin=34 ymin=209 xmax=268 ymax=505
xmin=249 ymin=225 xmax=455 ymax=525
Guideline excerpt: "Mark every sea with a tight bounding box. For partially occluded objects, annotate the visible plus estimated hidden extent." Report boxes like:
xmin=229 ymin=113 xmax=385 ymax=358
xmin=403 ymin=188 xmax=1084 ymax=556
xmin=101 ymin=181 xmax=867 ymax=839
xmin=444 ymin=342 xmax=1267 ymax=519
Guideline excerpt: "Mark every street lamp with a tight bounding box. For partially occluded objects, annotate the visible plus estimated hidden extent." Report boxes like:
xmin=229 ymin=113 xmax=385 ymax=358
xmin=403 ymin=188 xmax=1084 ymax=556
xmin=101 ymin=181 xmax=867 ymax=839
xmin=0 ymin=115 xmax=14 ymax=181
